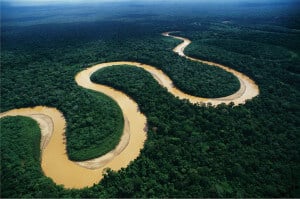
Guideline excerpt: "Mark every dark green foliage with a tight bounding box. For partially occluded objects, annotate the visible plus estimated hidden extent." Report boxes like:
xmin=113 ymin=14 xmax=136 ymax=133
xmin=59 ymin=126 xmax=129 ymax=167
xmin=187 ymin=38 xmax=294 ymax=61
xmin=149 ymin=53 xmax=240 ymax=98
xmin=66 ymin=90 xmax=124 ymax=161
xmin=91 ymin=60 xmax=299 ymax=197
xmin=0 ymin=116 xmax=65 ymax=198
xmin=0 ymin=62 xmax=124 ymax=161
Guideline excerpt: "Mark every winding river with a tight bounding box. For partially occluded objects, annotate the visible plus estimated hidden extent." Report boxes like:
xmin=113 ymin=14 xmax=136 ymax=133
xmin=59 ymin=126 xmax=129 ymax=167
xmin=0 ymin=32 xmax=259 ymax=189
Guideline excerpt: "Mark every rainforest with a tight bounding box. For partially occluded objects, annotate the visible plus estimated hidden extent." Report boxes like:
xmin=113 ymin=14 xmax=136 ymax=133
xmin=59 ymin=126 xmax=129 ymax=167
xmin=0 ymin=0 xmax=299 ymax=198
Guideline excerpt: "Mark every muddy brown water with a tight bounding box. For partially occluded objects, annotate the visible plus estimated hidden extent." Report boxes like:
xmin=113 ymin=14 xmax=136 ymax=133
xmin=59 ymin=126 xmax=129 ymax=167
xmin=0 ymin=32 xmax=259 ymax=189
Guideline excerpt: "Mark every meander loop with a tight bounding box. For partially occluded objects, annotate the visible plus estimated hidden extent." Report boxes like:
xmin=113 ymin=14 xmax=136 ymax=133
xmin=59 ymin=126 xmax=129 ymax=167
xmin=0 ymin=32 xmax=259 ymax=189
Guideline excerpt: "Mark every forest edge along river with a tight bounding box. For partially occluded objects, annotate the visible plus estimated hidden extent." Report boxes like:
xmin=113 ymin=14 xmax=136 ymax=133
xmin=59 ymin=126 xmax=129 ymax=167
xmin=0 ymin=32 xmax=259 ymax=189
